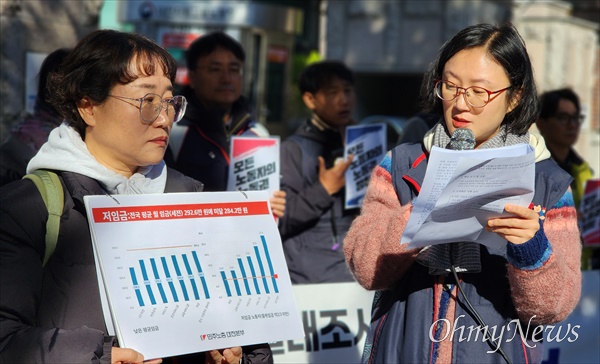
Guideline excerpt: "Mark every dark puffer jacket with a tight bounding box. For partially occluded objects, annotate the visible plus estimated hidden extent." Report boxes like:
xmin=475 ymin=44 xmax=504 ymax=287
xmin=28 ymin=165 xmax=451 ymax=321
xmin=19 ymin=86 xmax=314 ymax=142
xmin=0 ymin=169 xmax=272 ymax=363
xmin=279 ymin=118 xmax=359 ymax=284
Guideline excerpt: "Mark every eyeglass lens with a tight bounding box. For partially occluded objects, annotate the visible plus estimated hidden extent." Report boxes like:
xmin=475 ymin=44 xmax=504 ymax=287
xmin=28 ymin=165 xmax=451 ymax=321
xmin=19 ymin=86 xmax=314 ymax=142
xmin=139 ymin=95 xmax=187 ymax=123
xmin=435 ymin=81 xmax=490 ymax=107
xmin=553 ymin=113 xmax=584 ymax=125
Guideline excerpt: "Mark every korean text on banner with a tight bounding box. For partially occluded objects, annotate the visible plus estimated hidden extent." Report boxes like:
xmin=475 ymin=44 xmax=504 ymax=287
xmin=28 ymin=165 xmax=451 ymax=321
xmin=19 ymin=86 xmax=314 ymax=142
xmin=344 ymin=124 xmax=386 ymax=209
xmin=84 ymin=191 xmax=303 ymax=360
xmin=227 ymin=136 xmax=280 ymax=195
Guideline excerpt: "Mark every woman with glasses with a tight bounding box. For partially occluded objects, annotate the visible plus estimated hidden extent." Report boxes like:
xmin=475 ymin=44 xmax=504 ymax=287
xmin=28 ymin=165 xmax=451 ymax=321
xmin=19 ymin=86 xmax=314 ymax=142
xmin=0 ymin=30 xmax=269 ymax=364
xmin=343 ymin=23 xmax=580 ymax=363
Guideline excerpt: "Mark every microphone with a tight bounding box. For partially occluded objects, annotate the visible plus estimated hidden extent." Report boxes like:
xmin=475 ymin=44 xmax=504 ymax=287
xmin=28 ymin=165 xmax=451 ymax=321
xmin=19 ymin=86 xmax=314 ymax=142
xmin=417 ymin=128 xmax=482 ymax=275
xmin=448 ymin=128 xmax=476 ymax=150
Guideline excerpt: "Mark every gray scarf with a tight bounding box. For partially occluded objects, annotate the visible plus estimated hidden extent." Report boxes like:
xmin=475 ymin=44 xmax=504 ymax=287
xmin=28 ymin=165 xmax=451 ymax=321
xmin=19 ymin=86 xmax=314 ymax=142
xmin=430 ymin=122 xmax=529 ymax=151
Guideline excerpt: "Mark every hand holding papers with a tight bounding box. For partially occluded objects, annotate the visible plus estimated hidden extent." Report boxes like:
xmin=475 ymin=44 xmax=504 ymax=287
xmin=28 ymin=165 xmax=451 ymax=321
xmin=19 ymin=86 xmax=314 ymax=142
xmin=401 ymin=143 xmax=535 ymax=254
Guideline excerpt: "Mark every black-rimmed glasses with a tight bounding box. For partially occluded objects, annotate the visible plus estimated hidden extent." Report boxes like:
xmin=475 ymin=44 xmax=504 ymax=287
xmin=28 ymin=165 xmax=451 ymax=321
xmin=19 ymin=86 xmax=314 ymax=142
xmin=551 ymin=113 xmax=585 ymax=126
xmin=108 ymin=93 xmax=187 ymax=124
xmin=434 ymin=80 xmax=511 ymax=108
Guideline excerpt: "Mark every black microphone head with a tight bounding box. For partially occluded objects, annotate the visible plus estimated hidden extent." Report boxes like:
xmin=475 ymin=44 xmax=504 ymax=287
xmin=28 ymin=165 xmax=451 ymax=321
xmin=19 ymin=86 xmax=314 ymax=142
xmin=448 ymin=128 xmax=475 ymax=150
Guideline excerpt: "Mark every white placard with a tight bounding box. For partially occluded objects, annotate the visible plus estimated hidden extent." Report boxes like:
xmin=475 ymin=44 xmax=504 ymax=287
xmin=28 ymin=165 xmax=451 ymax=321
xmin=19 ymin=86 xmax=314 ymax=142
xmin=272 ymin=282 xmax=374 ymax=363
xmin=25 ymin=52 xmax=48 ymax=114
xmin=84 ymin=191 xmax=303 ymax=360
xmin=344 ymin=124 xmax=386 ymax=209
xmin=227 ymin=136 xmax=280 ymax=195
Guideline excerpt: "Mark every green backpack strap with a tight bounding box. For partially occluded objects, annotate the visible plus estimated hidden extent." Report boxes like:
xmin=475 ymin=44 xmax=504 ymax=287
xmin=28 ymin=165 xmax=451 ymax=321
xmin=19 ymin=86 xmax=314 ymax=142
xmin=23 ymin=170 xmax=64 ymax=267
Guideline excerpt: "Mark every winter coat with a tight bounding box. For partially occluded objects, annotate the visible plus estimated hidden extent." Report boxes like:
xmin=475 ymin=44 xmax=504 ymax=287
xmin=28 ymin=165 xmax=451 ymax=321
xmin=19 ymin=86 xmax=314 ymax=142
xmin=345 ymin=142 xmax=582 ymax=364
xmin=279 ymin=118 xmax=359 ymax=284
xmin=0 ymin=169 xmax=272 ymax=364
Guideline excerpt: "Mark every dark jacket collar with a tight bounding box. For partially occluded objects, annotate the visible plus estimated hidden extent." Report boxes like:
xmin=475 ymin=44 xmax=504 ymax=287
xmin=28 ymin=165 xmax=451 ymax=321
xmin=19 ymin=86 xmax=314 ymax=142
xmin=180 ymin=86 xmax=254 ymax=136
xmin=295 ymin=116 xmax=344 ymax=147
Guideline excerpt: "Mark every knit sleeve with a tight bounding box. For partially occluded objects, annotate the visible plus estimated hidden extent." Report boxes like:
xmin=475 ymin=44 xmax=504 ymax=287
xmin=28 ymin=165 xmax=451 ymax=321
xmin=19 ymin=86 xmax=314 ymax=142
xmin=507 ymin=189 xmax=582 ymax=324
xmin=343 ymin=152 xmax=420 ymax=290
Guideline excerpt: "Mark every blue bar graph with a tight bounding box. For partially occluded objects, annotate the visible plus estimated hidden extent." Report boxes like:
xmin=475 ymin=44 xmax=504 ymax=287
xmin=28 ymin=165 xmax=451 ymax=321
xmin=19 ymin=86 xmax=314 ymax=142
xmin=150 ymin=258 xmax=168 ymax=303
xmin=254 ymin=245 xmax=270 ymax=294
xmin=237 ymin=258 xmax=251 ymax=295
xmin=129 ymin=267 xmax=145 ymax=307
xmin=218 ymin=234 xmax=279 ymax=297
xmin=231 ymin=270 xmax=242 ymax=296
xmin=126 ymin=235 xmax=277 ymax=305
xmin=247 ymin=256 xmax=261 ymax=294
xmin=261 ymin=235 xmax=279 ymax=293
xmin=182 ymin=254 xmax=200 ymax=300
xmin=139 ymin=260 xmax=156 ymax=305
xmin=220 ymin=270 xmax=232 ymax=296
xmin=161 ymin=256 xmax=179 ymax=302
xmin=192 ymin=251 xmax=210 ymax=299
xmin=171 ymin=255 xmax=189 ymax=301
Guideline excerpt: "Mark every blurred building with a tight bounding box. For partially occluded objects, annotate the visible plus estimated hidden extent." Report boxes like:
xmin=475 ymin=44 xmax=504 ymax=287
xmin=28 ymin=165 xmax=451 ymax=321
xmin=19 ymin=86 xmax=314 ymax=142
xmin=319 ymin=0 xmax=599 ymax=176
xmin=1 ymin=0 xmax=598 ymax=175
xmin=0 ymin=0 xmax=103 ymax=141
xmin=113 ymin=0 xmax=306 ymax=137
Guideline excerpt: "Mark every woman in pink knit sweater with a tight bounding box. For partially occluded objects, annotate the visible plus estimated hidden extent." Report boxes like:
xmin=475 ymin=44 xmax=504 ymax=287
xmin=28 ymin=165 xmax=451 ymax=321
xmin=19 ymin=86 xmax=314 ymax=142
xmin=344 ymin=23 xmax=581 ymax=364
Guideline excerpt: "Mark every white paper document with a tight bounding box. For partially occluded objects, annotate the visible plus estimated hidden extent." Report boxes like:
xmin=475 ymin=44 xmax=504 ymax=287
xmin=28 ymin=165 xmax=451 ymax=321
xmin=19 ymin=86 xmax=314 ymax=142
xmin=401 ymin=143 xmax=535 ymax=254
xmin=84 ymin=191 xmax=304 ymax=360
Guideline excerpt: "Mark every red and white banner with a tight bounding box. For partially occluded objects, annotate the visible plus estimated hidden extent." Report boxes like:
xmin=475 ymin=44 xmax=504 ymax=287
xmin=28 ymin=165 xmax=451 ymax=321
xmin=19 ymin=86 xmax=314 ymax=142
xmin=227 ymin=136 xmax=280 ymax=195
xmin=581 ymin=179 xmax=600 ymax=246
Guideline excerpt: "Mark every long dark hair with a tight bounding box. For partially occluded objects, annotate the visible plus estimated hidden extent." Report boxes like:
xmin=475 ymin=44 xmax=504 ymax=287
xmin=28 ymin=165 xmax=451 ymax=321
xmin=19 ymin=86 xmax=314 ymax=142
xmin=420 ymin=23 xmax=539 ymax=135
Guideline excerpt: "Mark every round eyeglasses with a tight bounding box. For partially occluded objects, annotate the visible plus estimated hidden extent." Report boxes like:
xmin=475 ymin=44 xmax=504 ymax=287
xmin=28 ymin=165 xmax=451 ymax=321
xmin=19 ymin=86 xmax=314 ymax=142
xmin=108 ymin=93 xmax=188 ymax=124
xmin=434 ymin=80 xmax=511 ymax=108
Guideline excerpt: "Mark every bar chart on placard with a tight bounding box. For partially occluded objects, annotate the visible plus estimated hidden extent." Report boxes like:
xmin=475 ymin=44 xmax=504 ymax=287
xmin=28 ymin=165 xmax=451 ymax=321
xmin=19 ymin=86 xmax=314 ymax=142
xmin=85 ymin=191 xmax=304 ymax=360
xmin=219 ymin=235 xmax=279 ymax=297
xmin=127 ymin=235 xmax=279 ymax=307
xmin=122 ymin=233 xmax=283 ymax=307
xmin=128 ymin=250 xmax=212 ymax=307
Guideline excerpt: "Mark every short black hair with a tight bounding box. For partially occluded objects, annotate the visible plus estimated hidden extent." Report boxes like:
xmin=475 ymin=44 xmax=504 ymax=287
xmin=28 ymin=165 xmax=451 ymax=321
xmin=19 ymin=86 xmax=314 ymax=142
xmin=47 ymin=29 xmax=177 ymax=137
xmin=539 ymin=88 xmax=581 ymax=119
xmin=420 ymin=23 xmax=539 ymax=135
xmin=185 ymin=31 xmax=245 ymax=70
xmin=298 ymin=60 xmax=354 ymax=94
xmin=36 ymin=48 xmax=70 ymax=114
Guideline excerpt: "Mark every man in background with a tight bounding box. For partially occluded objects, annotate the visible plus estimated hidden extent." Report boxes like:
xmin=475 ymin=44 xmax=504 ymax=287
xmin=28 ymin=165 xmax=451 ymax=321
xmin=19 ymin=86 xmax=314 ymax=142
xmin=536 ymin=88 xmax=596 ymax=269
xmin=536 ymin=88 xmax=593 ymax=211
xmin=165 ymin=31 xmax=284 ymax=217
xmin=279 ymin=61 xmax=358 ymax=284
xmin=165 ymin=32 xmax=265 ymax=190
